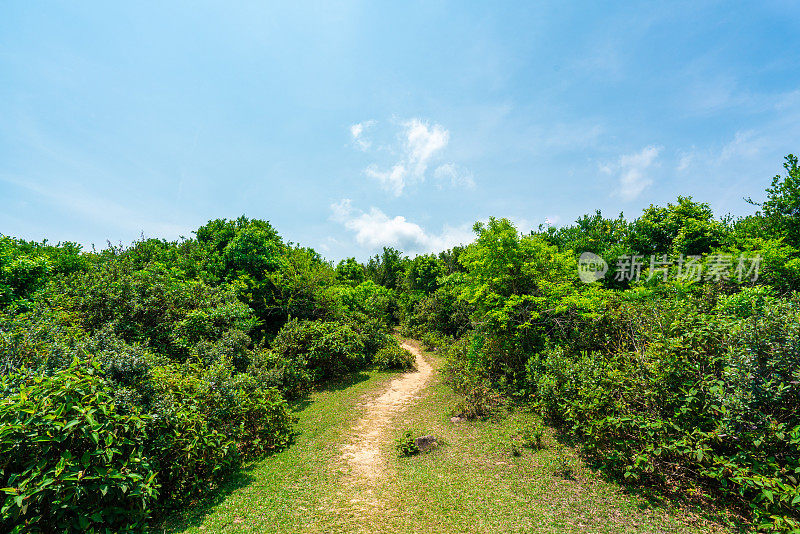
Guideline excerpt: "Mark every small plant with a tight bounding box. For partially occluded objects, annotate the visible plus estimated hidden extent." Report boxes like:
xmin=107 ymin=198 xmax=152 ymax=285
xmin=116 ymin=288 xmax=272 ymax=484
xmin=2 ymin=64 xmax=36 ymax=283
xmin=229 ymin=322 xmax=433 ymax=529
xmin=516 ymin=421 xmax=546 ymax=451
xmin=395 ymin=430 xmax=421 ymax=457
xmin=509 ymin=421 xmax=546 ymax=456
xmin=554 ymin=448 xmax=576 ymax=479
xmin=455 ymin=382 xmax=504 ymax=420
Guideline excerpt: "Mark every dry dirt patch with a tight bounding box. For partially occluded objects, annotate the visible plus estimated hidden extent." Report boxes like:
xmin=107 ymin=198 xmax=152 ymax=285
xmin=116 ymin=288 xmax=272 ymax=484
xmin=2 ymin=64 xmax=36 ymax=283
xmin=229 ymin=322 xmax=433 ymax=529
xmin=340 ymin=341 xmax=433 ymax=480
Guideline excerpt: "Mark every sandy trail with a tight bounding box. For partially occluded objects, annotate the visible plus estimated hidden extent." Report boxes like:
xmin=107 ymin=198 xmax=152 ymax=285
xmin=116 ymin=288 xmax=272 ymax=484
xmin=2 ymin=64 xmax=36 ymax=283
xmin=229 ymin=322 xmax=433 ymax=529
xmin=340 ymin=341 xmax=433 ymax=480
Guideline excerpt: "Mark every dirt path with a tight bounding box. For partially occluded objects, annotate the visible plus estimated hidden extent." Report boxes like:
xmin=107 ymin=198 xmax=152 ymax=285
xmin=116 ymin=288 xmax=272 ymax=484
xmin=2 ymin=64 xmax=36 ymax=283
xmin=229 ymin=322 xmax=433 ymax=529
xmin=340 ymin=341 xmax=433 ymax=480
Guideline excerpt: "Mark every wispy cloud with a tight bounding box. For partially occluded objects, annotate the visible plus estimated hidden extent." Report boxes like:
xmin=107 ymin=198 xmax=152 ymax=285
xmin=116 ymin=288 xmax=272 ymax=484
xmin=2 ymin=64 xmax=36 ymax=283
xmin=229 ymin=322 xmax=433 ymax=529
xmin=602 ymin=145 xmax=661 ymax=201
xmin=404 ymin=118 xmax=449 ymax=177
xmin=352 ymin=117 xmax=470 ymax=196
xmin=349 ymin=120 xmax=375 ymax=151
xmin=677 ymin=130 xmax=769 ymax=173
xmin=434 ymin=163 xmax=475 ymax=189
xmin=330 ymin=198 xmax=473 ymax=253
xmin=0 ymin=173 xmax=191 ymax=241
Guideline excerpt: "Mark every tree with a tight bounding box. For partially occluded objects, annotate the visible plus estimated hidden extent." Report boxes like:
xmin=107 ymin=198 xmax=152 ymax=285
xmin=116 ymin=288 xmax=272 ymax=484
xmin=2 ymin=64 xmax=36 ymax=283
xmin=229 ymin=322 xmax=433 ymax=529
xmin=335 ymin=257 xmax=365 ymax=285
xmin=404 ymin=254 xmax=443 ymax=294
xmin=751 ymin=154 xmax=800 ymax=248
xmin=365 ymin=247 xmax=407 ymax=290
xmin=629 ymin=196 xmax=725 ymax=256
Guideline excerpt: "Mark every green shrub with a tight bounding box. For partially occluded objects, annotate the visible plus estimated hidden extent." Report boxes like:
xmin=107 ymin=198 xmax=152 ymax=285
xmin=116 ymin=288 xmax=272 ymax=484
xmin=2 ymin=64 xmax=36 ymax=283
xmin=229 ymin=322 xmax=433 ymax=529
xmin=374 ymin=343 xmax=415 ymax=371
xmin=0 ymin=363 xmax=157 ymax=533
xmin=150 ymin=363 xmax=294 ymax=460
xmin=514 ymin=421 xmax=546 ymax=451
xmin=406 ymin=285 xmax=472 ymax=340
xmin=144 ymin=405 xmax=239 ymax=509
xmin=442 ymin=335 xmax=504 ymax=419
xmin=248 ymin=349 xmax=313 ymax=400
xmin=395 ymin=430 xmax=420 ymax=457
xmin=271 ymin=319 xmax=367 ymax=381
xmin=420 ymin=330 xmax=453 ymax=352
xmin=528 ymin=294 xmax=800 ymax=531
xmin=348 ymin=315 xmax=391 ymax=359
xmin=455 ymin=381 xmax=504 ymax=420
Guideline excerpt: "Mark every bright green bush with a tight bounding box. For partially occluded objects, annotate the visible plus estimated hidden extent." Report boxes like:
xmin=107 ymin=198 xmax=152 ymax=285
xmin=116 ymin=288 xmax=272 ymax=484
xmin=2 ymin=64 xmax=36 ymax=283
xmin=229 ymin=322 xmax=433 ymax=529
xmin=0 ymin=363 xmax=157 ymax=533
xmin=373 ymin=343 xmax=415 ymax=371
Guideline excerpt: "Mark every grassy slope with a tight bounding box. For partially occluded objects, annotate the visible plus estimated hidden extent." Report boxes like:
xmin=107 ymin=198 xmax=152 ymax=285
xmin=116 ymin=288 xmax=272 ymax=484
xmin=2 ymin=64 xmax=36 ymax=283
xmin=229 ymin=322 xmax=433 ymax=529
xmin=163 ymin=350 xmax=740 ymax=534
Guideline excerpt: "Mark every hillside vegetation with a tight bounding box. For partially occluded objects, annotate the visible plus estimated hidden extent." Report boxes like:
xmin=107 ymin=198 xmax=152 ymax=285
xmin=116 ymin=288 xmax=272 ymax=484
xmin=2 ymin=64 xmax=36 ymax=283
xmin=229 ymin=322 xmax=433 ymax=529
xmin=1 ymin=154 xmax=799 ymax=532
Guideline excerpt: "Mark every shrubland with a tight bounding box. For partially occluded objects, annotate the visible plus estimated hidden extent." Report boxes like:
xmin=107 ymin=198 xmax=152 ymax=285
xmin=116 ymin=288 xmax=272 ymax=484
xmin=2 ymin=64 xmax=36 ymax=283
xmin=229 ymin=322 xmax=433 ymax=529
xmin=0 ymin=217 xmax=402 ymax=531
xmin=2 ymin=154 xmax=799 ymax=531
xmin=400 ymin=155 xmax=800 ymax=532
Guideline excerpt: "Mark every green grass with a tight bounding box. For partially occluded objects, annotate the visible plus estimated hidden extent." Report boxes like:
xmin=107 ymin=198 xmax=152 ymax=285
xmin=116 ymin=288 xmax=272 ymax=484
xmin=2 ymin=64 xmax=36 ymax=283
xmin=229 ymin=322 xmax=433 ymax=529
xmin=158 ymin=368 xmax=400 ymax=533
xmin=378 ymin=371 xmax=741 ymax=533
xmin=160 ymin=350 xmax=744 ymax=533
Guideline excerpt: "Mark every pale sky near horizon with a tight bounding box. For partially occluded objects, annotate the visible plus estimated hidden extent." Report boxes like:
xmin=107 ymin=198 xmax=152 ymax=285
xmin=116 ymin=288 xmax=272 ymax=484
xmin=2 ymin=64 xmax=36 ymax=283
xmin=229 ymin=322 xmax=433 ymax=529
xmin=2 ymin=1 xmax=800 ymax=260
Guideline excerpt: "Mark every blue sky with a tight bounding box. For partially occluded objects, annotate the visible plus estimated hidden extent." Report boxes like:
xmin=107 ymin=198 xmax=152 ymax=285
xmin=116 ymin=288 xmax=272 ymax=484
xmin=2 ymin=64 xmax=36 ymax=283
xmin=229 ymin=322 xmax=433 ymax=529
xmin=2 ymin=1 xmax=799 ymax=260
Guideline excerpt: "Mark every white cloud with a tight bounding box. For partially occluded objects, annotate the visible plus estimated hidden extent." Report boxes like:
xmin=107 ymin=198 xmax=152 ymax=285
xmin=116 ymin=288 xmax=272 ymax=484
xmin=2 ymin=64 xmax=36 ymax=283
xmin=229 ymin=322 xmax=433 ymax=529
xmin=404 ymin=118 xmax=449 ymax=177
xmin=353 ymin=117 xmax=470 ymax=196
xmin=330 ymin=199 xmax=474 ymax=253
xmin=434 ymin=163 xmax=475 ymax=189
xmin=677 ymin=130 xmax=768 ymax=173
xmin=364 ymin=163 xmax=408 ymax=197
xmin=719 ymin=130 xmax=765 ymax=161
xmin=350 ymin=120 xmax=376 ymax=151
xmin=603 ymin=145 xmax=661 ymax=201
xmin=677 ymin=150 xmax=695 ymax=172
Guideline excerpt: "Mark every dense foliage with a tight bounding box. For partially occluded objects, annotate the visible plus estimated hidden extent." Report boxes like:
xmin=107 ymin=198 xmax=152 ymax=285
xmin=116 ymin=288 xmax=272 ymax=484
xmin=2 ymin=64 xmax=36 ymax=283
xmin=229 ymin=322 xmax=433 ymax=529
xmin=0 ymin=217 xmax=403 ymax=531
xmin=3 ymin=154 xmax=798 ymax=531
xmin=401 ymin=155 xmax=800 ymax=532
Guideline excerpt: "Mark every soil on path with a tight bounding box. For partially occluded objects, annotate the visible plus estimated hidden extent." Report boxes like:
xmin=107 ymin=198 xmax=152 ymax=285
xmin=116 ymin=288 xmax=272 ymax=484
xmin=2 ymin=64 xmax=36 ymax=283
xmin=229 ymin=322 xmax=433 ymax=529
xmin=340 ymin=341 xmax=433 ymax=480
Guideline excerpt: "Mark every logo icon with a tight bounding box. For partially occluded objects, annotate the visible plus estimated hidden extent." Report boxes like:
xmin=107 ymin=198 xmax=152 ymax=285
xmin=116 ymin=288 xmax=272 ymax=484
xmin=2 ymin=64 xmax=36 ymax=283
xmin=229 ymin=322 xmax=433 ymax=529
xmin=578 ymin=252 xmax=608 ymax=283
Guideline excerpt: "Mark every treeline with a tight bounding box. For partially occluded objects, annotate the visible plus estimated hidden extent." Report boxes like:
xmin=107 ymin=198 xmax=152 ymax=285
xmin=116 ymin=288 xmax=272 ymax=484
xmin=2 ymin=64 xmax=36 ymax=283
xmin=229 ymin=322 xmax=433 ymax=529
xmin=397 ymin=155 xmax=800 ymax=532
xmin=0 ymin=218 xmax=411 ymax=532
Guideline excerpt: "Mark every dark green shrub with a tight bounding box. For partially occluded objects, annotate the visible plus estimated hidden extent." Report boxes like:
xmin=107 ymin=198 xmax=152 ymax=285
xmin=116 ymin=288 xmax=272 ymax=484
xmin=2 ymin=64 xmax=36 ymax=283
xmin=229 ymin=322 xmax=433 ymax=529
xmin=143 ymin=407 xmax=239 ymax=509
xmin=0 ymin=363 xmax=157 ymax=533
xmin=374 ymin=343 xmax=415 ymax=371
xmin=406 ymin=285 xmax=472 ymax=340
xmin=150 ymin=363 xmax=294 ymax=460
xmin=347 ymin=315 xmax=391 ymax=359
xmin=248 ymin=349 xmax=313 ymax=400
xmin=271 ymin=319 xmax=366 ymax=381
xmin=528 ymin=294 xmax=800 ymax=531
xmin=420 ymin=330 xmax=452 ymax=352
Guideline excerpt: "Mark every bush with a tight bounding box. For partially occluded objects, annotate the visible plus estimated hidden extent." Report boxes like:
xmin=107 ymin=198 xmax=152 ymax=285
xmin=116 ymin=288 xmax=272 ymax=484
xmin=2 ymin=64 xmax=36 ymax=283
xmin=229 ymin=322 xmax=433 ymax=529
xmin=347 ymin=315 xmax=391 ymax=359
xmin=0 ymin=363 xmax=157 ymax=533
xmin=271 ymin=319 xmax=367 ymax=381
xmin=528 ymin=294 xmax=800 ymax=531
xmin=144 ymin=405 xmax=239 ymax=509
xmin=374 ymin=343 xmax=415 ymax=371
xmin=513 ymin=421 xmax=546 ymax=451
xmin=248 ymin=349 xmax=313 ymax=400
xmin=455 ymin=381 xmax=504 ymax=420
xmin=420 ymin=330 xmax=453 ymax=352
xmin=149 ymin=363 xmax=294 ymax=462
